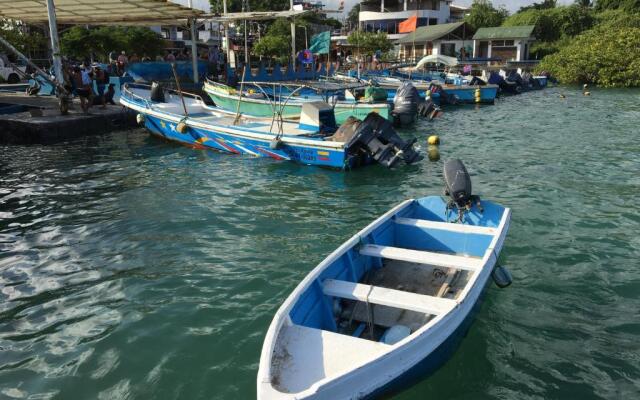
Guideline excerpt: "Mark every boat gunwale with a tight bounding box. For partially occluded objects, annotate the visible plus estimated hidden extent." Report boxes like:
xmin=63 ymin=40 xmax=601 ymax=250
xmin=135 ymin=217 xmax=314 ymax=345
xmin=120 ymin=88 xmax=348 ymax=151
xmin=258 ymin=198 xmax=511 ymax=398
xmin=203 ymin=80 xmax=390 ymax=110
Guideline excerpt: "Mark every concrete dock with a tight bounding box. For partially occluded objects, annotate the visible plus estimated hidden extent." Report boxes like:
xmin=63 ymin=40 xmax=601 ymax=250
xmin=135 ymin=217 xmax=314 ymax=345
xmin=0 ymin=93 xmax=136 ymax=144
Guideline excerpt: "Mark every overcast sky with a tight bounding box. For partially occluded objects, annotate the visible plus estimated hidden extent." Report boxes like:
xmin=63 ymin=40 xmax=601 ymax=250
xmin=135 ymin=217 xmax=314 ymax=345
xmin=324 ymin=0 xmax=574 ymax=16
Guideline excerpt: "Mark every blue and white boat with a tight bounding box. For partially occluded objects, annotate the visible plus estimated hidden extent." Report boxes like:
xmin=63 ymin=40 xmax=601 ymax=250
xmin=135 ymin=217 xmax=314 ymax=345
xmin=258 ymin=160 xmax=511 ymax=399
xmin=120 ymin=83 xmax=421 ymax=169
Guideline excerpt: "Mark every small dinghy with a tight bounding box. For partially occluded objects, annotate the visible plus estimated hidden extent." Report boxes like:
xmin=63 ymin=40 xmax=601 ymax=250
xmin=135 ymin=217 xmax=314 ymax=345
xmin=258 ymin=160 xmax=511 ymax=399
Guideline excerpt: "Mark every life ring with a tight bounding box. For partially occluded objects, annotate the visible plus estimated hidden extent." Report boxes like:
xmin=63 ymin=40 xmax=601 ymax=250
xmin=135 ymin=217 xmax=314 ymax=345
xmin=298 ymin=49 xmax=313 ymax=64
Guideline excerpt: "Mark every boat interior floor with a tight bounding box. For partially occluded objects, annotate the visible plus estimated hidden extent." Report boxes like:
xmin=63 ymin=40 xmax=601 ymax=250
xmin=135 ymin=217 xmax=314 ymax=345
xmin=337 ymin=260 xmax=470 ymax=340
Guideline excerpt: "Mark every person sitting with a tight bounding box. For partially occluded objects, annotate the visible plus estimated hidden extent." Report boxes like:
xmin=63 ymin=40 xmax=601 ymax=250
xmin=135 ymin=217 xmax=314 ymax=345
xmin=104 ymin=84 xmax=116 ymax=105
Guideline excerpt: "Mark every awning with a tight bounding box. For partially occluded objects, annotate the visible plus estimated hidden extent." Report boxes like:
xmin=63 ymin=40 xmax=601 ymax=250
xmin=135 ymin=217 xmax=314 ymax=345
xmin=415 ymin=54 xmax=458 ymax=69
xmin=0 ymin=0 xmax=208 ymax=25
xmin=396 ymin=22 xmax=465 ymax=45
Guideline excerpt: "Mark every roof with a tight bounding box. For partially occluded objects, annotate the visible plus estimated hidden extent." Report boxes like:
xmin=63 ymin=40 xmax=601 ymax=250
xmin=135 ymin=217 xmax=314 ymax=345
xmin=207 ymin=10 xmax=311 ymax=22
xmin=0 ymin=0 xmax=208 ymax=25
xmin=472 ymin=25 xmax=536 ymax=40
xmin=396 ymin=22 xmax=466 ymax=45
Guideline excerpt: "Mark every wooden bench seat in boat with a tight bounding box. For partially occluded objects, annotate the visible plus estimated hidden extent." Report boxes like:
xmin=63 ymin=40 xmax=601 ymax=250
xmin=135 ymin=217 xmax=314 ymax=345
xmin=272 ymin=324 xmax=389 ymax=393
xmin=359 ymin=244 xmax=482 ymax=271
xmin=323 ymin=279 xmax=457 ymax=316
xmin=394 ymin=217 xmax=496 ymax=235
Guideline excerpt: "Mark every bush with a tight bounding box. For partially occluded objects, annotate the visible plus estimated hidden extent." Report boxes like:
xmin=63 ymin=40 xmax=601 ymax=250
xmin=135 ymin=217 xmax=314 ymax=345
xmin=346 ymin=31 xmax=392 ymax=56
xmin=536 ymin=24 xmax=640 ymax=86
xmin=502 ymin=5 xmax=594 ymax=43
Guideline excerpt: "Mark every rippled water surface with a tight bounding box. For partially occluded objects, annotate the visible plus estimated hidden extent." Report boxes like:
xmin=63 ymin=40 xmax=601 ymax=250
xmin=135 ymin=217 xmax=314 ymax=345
xmin=1 ymin=87 xmax=639 ymax=399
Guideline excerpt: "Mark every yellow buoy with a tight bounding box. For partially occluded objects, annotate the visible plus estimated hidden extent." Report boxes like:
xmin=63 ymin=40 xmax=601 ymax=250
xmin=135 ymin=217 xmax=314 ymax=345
xmin=176 ymin=121 xmax=188 ymax=133
xmin=474 ymin=88 xmax=481 ymax=103
xmin=427 ymin=146 xmax=440 ymax=162
xmin=427 ymin=135 xmax=440 ymax=145
xmin=425 ymin=89 xmax=432 ymax=98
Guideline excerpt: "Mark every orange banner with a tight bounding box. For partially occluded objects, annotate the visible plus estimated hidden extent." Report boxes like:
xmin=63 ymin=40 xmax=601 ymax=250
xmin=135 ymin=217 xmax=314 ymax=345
xmin=399 ymin=15 xmax=417 ymax=33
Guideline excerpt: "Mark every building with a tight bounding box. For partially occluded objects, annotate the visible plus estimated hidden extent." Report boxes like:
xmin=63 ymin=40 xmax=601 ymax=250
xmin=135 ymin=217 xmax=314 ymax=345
xmin=359 ymin=0 xmax=466 ymax=39
xmin=472 ymin=25 xmax=536 ymax=62
xmin=395 ymin=21 xmax=472 ymax=61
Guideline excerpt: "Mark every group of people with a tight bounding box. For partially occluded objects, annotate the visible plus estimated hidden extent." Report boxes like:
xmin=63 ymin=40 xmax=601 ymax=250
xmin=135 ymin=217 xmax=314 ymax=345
xmin=62 ymin=62 xmax=116 ymax=114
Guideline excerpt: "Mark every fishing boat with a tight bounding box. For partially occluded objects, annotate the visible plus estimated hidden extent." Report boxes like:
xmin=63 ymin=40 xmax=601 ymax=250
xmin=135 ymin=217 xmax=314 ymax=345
xmin=203 ymin=79 xmax=392 ymax=125
xmin=120 ymin=83 xmax=421 ymax=169
xmin=258 ymin=160 xmax=511 ymax=399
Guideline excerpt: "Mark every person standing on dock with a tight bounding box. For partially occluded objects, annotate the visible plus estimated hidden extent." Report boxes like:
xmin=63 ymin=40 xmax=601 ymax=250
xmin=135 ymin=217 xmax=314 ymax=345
xmin=76 ymin=64 xmax=93 ymax=114
xmin=117 ymin=51 xmax=128 ymax=76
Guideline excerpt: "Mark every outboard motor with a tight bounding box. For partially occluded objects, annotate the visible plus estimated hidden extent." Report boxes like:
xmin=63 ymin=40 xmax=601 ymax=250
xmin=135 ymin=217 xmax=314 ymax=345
xmin=469 ymin=76 xmax=487 ymax=86
xmin=345 ymin=112 xmax=422 ymax=168
xmin=391 ymin=82 xmax=420 ymax=126
xmin=417 ymin=99 xmax=441 ymax=120
xmin=489 ymin=72 xmax=518 ymax=95
xmin=150 ymin=81 xmax=166 ymax=103
xmin=443 ymin=159 xmax=482 ymax=221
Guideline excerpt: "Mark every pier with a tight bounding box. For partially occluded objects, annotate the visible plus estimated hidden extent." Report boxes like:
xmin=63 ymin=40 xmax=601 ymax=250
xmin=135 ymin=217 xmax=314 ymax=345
xmin=0 ymin=93 xmax=135 ymax=144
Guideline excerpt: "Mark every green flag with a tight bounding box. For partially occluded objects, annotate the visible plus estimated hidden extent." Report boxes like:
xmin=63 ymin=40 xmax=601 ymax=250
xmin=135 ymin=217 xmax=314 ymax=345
xmin=309 ymin=31 xmax=330 ymax=55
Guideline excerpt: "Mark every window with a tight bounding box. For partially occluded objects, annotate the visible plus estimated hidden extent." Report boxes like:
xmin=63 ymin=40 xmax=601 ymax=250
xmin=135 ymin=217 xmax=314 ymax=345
xmin=440 ymin=43 xmax=456 ymax=57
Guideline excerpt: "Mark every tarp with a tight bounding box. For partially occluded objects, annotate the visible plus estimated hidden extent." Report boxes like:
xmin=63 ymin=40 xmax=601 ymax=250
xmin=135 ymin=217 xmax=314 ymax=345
xmin=309 ymin=31 xmax=330 ymax=55
xmin=0 ymin=0 xmax=208 ymax=25
xmin=415 ymin=54 xmax=458 ymax=69
xmin=398 ymin=15 xmax=417 ymax=34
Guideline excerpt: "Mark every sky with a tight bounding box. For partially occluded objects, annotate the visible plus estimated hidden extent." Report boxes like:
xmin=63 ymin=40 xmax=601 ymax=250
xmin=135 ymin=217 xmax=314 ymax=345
xmin=323 ymin=0 xmax=574 ymax=16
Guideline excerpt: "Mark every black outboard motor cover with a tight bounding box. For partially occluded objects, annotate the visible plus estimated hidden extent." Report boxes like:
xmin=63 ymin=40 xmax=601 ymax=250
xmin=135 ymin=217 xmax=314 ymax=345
xmin=346 ymin=112 xmax=421 ymax=168
xmin=150 ymin=81 xmax=166 ymax=103
xmin=393 ymin=82 xmax=420 ymax=116
xmin=469 ymin=76 xmax=487 ymax=86
xmin=443 ymin=159 xmax=472 ymax=208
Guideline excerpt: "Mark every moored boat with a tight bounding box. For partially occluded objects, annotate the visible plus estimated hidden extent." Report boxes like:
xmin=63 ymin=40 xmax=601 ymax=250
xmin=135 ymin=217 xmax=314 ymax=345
xmin=204 ymin=79 xmax=392 ymax=125
xmin=258 ymin=160 xmax=511 ymax=399
xmin=120 ymin=83 xmax=421 ymax=169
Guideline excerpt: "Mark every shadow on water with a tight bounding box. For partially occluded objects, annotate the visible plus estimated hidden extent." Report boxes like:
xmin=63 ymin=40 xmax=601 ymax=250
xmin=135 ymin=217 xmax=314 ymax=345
xmin=0 ymin=87 xmax=639 ymax=399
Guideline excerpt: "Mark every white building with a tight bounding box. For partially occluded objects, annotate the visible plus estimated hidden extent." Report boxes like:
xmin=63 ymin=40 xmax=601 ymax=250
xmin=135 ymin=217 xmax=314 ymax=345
xmin=358 ymin=1 xmax=468 ymax=40
xmin=472 ymin=25 xmax=536 ymax=62
xmin=395 ymin=21 xmax=472 ymax=61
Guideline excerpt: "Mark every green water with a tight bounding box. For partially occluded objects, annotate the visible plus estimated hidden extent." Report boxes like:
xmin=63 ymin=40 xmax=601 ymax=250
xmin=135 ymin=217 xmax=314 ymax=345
xmin=0 ymin=87 xmax=639 ymax=399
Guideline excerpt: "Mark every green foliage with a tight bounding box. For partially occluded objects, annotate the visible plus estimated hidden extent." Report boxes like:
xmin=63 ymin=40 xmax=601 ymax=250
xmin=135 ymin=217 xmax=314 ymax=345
xmin=503 ymin=5 xmax=594 ymax=42
xmin=518 ymin=0 xmax=557 ymax=12
xmin=60 ymin=26 xmax=163 ymax=61
xmin=464 ymin=0 xmax=509 ymax=31
xmin=536 ymin=23 xmax=640 ymax=86
xmin=252 ymin=35 xmax=291 ymax=62
xmin=346 ymin=31 xmax=392 ymax=56
xmin=0 ymin=19 xmax=47 ymax=56
xmin=594 ymin=0 xmax=640 ymax=11
xmin=347 ymin=3 xmax=360 ymax=28
xmin=251 ymin=18 xmax=292 ymax=62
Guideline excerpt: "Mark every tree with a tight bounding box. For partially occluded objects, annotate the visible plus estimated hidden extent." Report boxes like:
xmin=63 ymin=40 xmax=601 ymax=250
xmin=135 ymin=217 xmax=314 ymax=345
xmin=464 ymin=0 xmax=509 ymax=31
xmin=251 ymin=18 xmax=292 ymax=62
xmin=502 ymin=5 xmax=593 ymax=43
xmin=536 ymin=22 xmax=640 ymax=86
xmin=518 ymin=0 xmax=557 ymax=13
xmin=60 ymin=26 xmax=164 ymax=61
xmin=594 ymin=0 xmax=640 ymax=11
xmin=0 ymin=19 xmax=47 ymax=57
xmin=347 ymin=3 xmax=361 ymax=29
xmin=346 ymin=31 xmax=392 ymax=56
